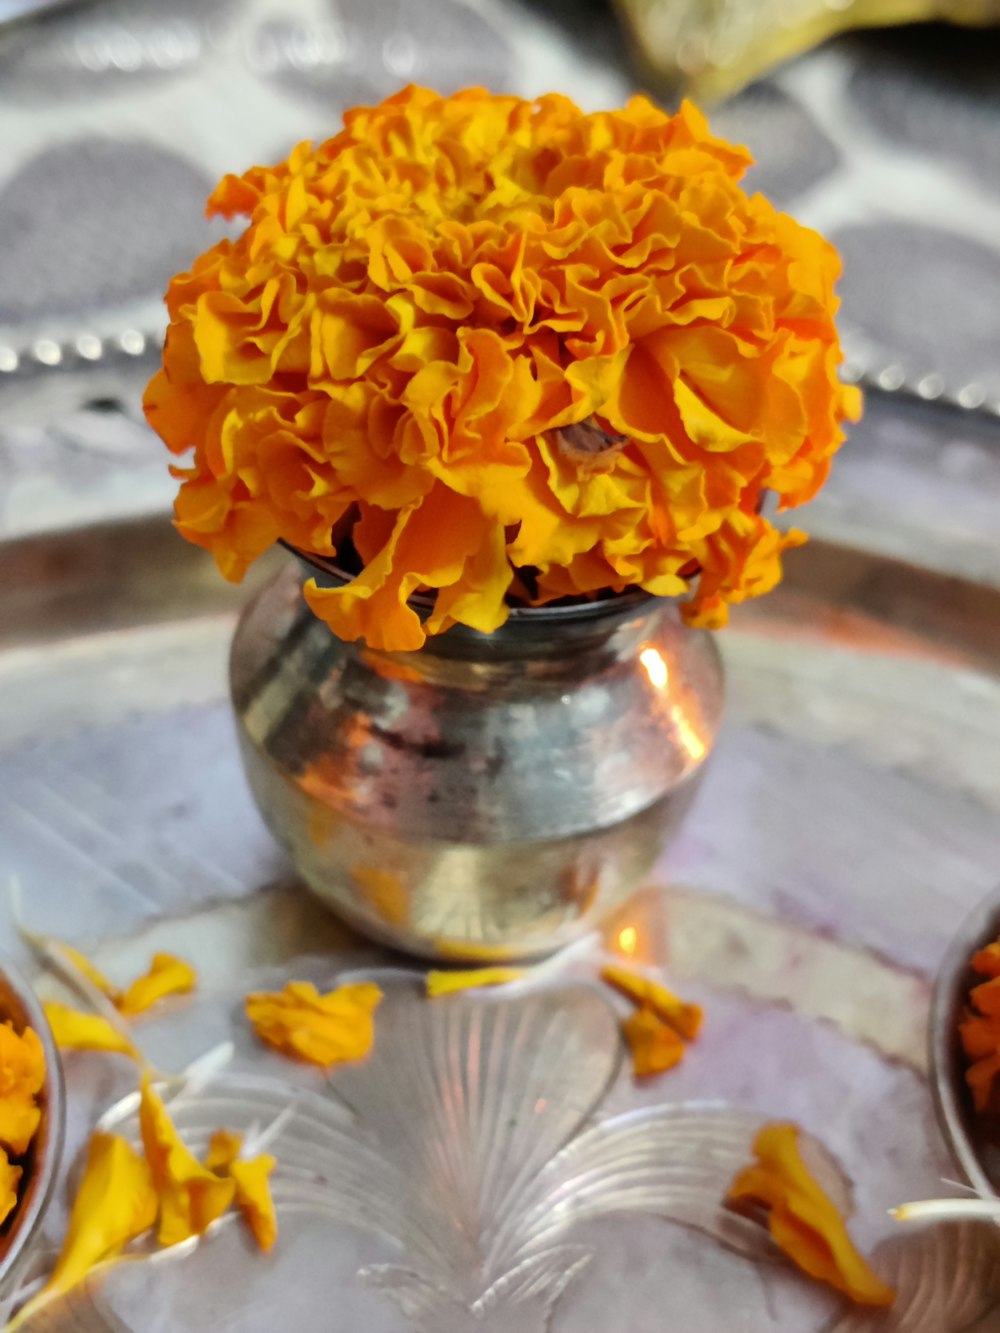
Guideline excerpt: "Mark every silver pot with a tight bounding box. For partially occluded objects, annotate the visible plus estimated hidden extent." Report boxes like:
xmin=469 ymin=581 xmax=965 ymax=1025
xmin=230 ymin=556 xmax=724 ymax=961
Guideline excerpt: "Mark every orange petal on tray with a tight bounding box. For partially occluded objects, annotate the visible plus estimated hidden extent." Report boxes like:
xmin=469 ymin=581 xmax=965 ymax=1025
xmin=0 ymin=1022 xmax=45 ymax=1155
xmin=139 ymin=1077 xmax=235 ymax=1247
xmin=728 ymin=1122 xmax=895 ymax=1307
xmin=601 ymin=964 xmax=703 ymax=1040
xmin=245 ymin=980 xmax=382 ymax=1068
xmin=426 ymin=967 xmax=526 ymax=997
xmin=117 ymin=952 xmax=197 ymax=1017
xmin=44 ymin=1001 xmax=138 ymax=1060
xmin=623 ymin=1006 xmax=685 ymax=1078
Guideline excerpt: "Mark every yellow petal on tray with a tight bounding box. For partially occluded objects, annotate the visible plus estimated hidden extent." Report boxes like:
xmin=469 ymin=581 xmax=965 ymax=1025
xmin=623 ymin=1006 xmax=685 ymax=1078
xmin=0 ymin=1022 xmax=45 ymax=1155
xmin=139 ymin=1076 xmax=235 ymax=1247
xmin=204 ymin=1129 xmax=278 ymax=1252
xmin=426 ymin=967 xmax=526 ymax=997
xmin=229 ymin=1155 xmax=278 ymax=1253
xmin=728 ymin=1123 xmax=895 ymax=1307
xmin=24 ymin=1132 xmax=156 ymax=1317
xmin=49 ymin=941 xmax=121 ymax=1003
xmin=204 ymin=1128 xmax=243 ymax=1174
xmin=117 ymin=953 xmax=197 ymax=1017
xmin=600 ymin=964 xmax=703 ymax=1041
xmin=0 ymin=1148 xmax=22 ymax=1228
xmin=245 ymin=980 xmax=382 ymax=1068
xmin=44 ymin=1001 xmax=138 ymax=1060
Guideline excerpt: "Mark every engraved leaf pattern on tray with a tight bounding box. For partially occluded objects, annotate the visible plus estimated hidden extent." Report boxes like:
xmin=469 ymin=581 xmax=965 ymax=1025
xmin=8 ymin=976 xmax=912 ymax=1329
xmin=825 ymin=1220 xmax=1000 ymax=1333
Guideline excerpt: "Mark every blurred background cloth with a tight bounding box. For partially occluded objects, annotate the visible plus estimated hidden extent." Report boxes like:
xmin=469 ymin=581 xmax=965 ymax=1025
xmin=0 ymin=0 xmax=998 ymax=572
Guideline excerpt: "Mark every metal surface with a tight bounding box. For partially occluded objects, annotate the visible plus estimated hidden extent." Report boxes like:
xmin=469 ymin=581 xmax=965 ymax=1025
xmin=1 ymin=490 xmax=1000 ymax=1324
xmin=0 ymin=955 xmax=63 ymax=1300
xmin=230 ymin=562 xmax=723 ymax=961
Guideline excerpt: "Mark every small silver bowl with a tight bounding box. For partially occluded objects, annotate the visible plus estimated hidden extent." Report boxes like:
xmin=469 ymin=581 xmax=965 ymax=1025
xmin=0 ymin=956 xmax=64 ymax=1294
xmin=929 ymin=889 xmax=1000 ymax=1200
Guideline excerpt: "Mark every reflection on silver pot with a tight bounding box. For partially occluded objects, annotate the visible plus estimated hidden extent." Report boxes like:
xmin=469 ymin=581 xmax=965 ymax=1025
xmin=230 ymin=557 xmax=724 ymax=962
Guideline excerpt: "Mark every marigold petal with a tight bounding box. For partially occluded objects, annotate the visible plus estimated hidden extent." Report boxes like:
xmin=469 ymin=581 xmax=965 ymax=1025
xmin=0 ymin=1023 xmax=45 ymax=1154
xmin=43 ymin=1002 xmax=138 ymax=1060
xmin=204 ymin=1129 xmax=243 ymax=1175
xmin=601 ymin=964 xmax=703 ymax=1040
xmin=0 ymin=1148 xmax=21 ymax=1227
xmin=139 ymin=1077 xmax=236 ymax=1247
xmin=229 ymin=1155 xmax=278 ymax=1253
xmin=37 ymin=1132 xmax=156 ymax=1307
xmin=245 ymin=980 xmax=382 ymax=1068
xmin=426 ymin=968 xmax=526 ymax=997
xmin=728 ymin=1123 xmax=895 ymax=1307
xmin=623 ymin=1006 xmax=685 ymax=1078
xmin=971 ymin=941 xmax=1000 ymax=978
xmin=117 ymin=953 xmax=197 ymax=1018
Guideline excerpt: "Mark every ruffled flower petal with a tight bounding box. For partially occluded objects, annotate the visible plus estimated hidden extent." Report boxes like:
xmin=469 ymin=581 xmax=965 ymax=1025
xmin=728 ymin=1123 xmax=895 ymax=1307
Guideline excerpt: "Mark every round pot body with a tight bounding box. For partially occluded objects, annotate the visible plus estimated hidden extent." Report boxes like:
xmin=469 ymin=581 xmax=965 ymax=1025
xmin=230 ymin=560 xmax=724 ymax=961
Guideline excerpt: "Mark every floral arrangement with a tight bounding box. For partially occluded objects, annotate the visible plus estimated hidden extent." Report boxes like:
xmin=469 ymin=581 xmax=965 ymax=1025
xmin=144 ymin=85 xmax=859 ymax=652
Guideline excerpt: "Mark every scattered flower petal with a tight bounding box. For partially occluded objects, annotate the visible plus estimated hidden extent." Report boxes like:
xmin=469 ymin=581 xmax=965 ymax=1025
xmin=43 ymin=1001 xmax=138 ymax=1060
xmin=139 ymin=1077 xmax=235 ymax=1247
xmin=117 ymin=952 xmax=198 ymax=1018
xmin=623 ymin=1006 xmax=685 ymax=1078
xmin=144 ymin=88 xmax=858 ymax=650
xmin=204 ymin=1129 xmax=278 ymax=1252
xmin=204 ymin=1128 xmax=243 ymax=1175
xmin=20 ymin=1133 xmax=156 ymax=1318
xmin=49 ymin=942 xmax=120 ymax=1003
xmin=0 ymin=1022 xmax=45 ymax=1154
xmin=728 ymin=1122 xmax=895 ymax=1307
xmin=245 ymin=981 xmax=382 ymax=1068
xmin=229 ymin=1155 xmax=278 ymax=1253
xmin=601 ymin=963 xmax=703 ymax=1040
xmin=426 ymin=967 xmax=526 ymax=997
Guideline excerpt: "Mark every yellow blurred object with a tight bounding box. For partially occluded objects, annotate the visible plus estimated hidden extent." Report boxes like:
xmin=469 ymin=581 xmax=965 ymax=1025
xmin=614 ymin=0 xmax=1000 ymax=100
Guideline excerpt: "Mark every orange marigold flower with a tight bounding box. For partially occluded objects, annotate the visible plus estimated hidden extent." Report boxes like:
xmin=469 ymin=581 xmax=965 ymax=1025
xmin=245 ymin=980 xmax=382 ymax=1068
xmin=960 ymin=932 xmax=1000 ymax=1112
xmin=426 ymin=967 xmax=526 ymax=996
xmin=144 ymin=86 xmax=858 ymax=651
xmin=728 ymin=1123 xmax=894 ymax=1307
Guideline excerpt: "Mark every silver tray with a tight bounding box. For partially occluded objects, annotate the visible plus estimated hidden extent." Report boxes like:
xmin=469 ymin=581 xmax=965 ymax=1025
xmin=2 ymin=428 xmax=1000 ymax=1327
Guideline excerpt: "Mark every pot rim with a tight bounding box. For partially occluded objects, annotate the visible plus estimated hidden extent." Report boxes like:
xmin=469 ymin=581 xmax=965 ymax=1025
xmin=284 ymin=541 xmax=664 ymax=626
